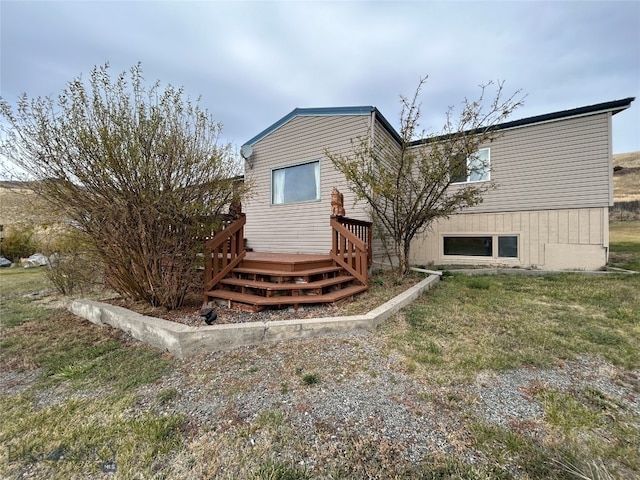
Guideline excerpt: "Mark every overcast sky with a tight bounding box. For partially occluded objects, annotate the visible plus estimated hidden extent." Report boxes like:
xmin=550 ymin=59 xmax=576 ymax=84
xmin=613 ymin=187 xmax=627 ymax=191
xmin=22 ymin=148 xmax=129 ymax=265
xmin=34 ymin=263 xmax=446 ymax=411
xmin=1 ymin=1 xmax=639 ymax=154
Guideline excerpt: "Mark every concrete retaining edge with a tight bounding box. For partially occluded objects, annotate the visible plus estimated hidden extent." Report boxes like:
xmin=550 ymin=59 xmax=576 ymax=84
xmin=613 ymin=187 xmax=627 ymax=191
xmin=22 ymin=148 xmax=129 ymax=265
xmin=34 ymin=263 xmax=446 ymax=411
xmin=69 ymin=274 xmax=441 ymax=358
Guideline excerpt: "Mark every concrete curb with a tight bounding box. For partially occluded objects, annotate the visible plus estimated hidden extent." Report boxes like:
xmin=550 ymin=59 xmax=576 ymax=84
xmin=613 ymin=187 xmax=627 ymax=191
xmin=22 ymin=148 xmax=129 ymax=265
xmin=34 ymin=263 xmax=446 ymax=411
xmin=69 ymin=274 xmax=440 ymax=358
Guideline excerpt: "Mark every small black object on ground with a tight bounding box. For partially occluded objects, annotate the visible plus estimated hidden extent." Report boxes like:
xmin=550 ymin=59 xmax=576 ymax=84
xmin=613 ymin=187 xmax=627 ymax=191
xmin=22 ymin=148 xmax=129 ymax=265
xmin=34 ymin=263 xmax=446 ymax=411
xmin=200 ymin=308 xmax=217 ymax=325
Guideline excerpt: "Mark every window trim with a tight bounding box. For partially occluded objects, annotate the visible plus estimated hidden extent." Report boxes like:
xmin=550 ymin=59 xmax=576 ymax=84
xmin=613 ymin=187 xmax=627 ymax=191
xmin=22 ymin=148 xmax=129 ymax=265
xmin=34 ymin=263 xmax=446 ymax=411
xmin=451 ymin=148 xmax=491 ymax=184
xmin=441 ymin=233 xmax=520 ymax=261
xmin=271 ymin=159 xmax=321 ymax=206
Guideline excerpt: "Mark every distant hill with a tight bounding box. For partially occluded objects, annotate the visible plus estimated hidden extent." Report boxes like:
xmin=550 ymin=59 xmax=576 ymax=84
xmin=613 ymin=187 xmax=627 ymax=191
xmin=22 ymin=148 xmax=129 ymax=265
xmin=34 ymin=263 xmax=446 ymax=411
xmin=613 ymin=151 xmax=640 ymax=202
xmin=0 ymin=182 xmax=62 ymax=235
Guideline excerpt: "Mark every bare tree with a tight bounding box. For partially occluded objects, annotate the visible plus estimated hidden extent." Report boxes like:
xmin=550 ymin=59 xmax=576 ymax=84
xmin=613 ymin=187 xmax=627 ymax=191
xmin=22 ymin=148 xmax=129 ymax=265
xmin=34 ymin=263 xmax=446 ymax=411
xmin=326 ymin=77 xmax=524 ymax=277
xmin=0 ymin=63 xmax=248 ymax=308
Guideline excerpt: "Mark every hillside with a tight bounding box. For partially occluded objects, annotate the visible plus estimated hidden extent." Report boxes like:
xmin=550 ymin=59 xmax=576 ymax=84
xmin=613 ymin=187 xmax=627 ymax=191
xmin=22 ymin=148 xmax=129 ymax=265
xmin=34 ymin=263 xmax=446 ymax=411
xmin=613 ymin=151 xmax=640 ymax=202
xmin=0 ymin=183 xmax=63 ymax=239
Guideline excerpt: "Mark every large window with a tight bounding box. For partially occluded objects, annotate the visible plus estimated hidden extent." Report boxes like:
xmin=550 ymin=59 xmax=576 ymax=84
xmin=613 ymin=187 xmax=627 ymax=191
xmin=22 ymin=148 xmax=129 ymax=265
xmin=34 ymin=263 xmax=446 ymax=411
xmin=443 ymin=234 xmax=518 ymax=259
xmin=450 ymin=148 xmax=490 ymax=183
xmin=444 ymin=236 xmax=493 ymax=256
xmin=272 ymin=160 xmax=320 ymax=205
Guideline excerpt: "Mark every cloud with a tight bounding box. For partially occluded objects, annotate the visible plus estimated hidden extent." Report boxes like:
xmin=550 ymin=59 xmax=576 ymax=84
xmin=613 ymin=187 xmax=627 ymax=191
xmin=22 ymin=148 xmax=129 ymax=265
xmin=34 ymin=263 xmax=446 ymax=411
xmin=1 ymin=1 xmax=638 ymax=151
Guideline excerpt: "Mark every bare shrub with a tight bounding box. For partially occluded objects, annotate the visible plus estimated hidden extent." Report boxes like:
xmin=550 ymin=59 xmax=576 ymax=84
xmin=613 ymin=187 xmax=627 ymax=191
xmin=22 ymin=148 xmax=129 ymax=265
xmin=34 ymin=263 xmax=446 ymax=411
xmin=1 ymin=64 xmax=248 ymax=308
xmin=0 ymin=224 xmax=39 ymax=262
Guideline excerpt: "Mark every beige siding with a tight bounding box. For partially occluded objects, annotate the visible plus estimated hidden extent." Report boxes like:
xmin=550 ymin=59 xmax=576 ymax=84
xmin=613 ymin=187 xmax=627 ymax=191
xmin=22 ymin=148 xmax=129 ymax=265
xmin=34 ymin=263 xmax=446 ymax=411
xmin=411 ymin=112 xmax=613 ymax=214
xmin=370 ymin=116 xmax=403 ymax=265
xmin=244 ymin=114 xmax=373 ymax=253
xmin=410 ymin=207 xmax=608 ymax=270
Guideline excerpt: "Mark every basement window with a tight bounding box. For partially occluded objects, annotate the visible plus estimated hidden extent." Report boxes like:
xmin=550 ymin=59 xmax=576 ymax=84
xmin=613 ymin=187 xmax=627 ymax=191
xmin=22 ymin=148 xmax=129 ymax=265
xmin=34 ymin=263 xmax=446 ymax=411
xmin=443 ymin=234 xmax=519 ymax=259
xmin=272 ymin=160 xmax=320 ymax=205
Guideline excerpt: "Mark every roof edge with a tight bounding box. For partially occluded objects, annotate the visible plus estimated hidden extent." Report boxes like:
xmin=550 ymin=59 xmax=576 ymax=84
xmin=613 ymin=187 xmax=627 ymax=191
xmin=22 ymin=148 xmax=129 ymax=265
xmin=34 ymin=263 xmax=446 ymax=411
xmin=408 ymin=97 xmax=635 ymax=146
xmin=243 ymin=106 xmax=376 ymax=147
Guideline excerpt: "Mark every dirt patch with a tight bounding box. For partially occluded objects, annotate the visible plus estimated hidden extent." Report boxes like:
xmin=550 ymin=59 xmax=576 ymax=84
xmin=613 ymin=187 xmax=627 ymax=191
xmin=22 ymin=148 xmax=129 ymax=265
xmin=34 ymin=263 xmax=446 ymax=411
xmin=614 ymin=166 xmax=640 ymax=177
xmin=104 ymin=296 xmax=347 ymax=326
xmin=99 ymin=270 xmax=423 ymax=327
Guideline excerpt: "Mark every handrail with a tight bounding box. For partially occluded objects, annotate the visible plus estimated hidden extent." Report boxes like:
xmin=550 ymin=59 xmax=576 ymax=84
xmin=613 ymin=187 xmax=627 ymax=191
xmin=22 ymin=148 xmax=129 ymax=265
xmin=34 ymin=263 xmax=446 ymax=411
xmin=330 ymin=216 xmax=371 ymax=286
xmin=333 ymin=215 xmax=373 ymax=266
xmin=204 ymin=214 xmax=246 ymax=293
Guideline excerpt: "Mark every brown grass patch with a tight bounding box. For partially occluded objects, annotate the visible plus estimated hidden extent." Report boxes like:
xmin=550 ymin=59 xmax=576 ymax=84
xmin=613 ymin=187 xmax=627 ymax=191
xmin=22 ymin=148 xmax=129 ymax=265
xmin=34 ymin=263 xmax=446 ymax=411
xmin=613 ymin=151 xmax=640 ymax=201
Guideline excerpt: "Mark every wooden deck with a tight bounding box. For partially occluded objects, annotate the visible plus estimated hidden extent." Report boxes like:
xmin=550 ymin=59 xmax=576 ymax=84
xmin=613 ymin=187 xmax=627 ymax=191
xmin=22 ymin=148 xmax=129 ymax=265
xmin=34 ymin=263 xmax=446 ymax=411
xmin=204 ymin=251 xmax=367 ymax=312
xmin=203 ymin=215 xmax=372 ymax=312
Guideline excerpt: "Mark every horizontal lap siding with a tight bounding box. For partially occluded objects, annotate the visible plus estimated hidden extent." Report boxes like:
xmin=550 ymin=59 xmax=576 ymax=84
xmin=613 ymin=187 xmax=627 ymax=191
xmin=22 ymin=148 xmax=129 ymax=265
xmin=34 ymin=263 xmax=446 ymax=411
xmin=245 ymin=115 xmax=372 ymax=254
xmin=446 ymin=113 xmax=612 ymax=213
xmin=370 ymin=119 xmax=403 ymax=265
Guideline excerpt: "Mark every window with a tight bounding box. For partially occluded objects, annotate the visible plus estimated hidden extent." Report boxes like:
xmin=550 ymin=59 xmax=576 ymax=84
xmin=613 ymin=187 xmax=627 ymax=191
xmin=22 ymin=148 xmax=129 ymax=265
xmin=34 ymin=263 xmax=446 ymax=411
xmin=450 ymin=148 xmax=490 ymax=183
xmin=272 ymin=160 xmax=320 ymax=205
xmin=444 ymin=236 xmax=492 ymax=256
xmin=498 ymin=236 xmax=518 ymax=258
xmin=443 ymin=234 xmax=519 ymax=259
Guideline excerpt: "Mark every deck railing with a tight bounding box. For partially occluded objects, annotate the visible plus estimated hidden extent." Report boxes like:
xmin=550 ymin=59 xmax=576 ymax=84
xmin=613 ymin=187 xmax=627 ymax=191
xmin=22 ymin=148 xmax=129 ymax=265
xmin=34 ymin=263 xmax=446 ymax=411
xmin=330 ymin=215 xmax=372 ymax=285
xmin=204 ymin=214 xmax=246 ymax=294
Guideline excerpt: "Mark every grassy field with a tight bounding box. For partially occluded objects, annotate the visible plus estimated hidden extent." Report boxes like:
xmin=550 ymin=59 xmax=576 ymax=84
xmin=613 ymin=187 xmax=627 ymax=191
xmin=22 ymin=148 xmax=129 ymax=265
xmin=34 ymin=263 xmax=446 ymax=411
xmin=609 ymin=221 xmax=640 ymax=271
xmin=0 ymin=223 xmax=638 ymax=479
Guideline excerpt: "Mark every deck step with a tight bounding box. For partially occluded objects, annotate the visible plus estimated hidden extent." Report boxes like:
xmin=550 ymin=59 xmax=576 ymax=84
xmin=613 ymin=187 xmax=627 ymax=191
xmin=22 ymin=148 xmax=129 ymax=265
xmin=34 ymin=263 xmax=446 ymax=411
xmin=219 ymin=275 xmax=355 ymax=291
xmin=206 ymin=284 xmax=368 ymax=308
xmin=232 ymin=265 xmax=343 ymax=278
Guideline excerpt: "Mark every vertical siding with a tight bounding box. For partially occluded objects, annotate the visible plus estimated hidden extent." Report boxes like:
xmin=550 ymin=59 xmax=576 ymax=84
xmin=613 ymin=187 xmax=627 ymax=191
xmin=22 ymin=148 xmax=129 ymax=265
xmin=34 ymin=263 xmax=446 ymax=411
xmin=409 ymin=207 xmax=607 ymax=270
xmin=244 ymin=114 xmax=372 ymax=253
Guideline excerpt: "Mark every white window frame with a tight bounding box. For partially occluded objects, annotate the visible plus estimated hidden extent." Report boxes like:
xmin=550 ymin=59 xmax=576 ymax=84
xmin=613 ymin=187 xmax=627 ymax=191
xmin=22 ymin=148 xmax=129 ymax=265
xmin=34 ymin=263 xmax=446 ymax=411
xmin=441 ymin=233 xmax=520 ymax=261
xmin=451 ymin=148 xmax=491 ymax=184
xmin=271 ymin=160 xmax=321 ymax=205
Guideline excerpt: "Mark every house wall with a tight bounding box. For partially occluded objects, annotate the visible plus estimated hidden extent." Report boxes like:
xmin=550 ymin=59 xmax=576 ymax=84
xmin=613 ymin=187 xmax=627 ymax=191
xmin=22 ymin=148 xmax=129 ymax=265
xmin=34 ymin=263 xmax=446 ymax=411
xmin=244 ymin=114 xmax=373 ymax=254
xmin=244 ymin=107 xmax=615 ymax=270
xmin=369 ymin=114 xmax=403 ymax=265
xmin=410 ymin=112 xmax=613 ymax=214
xmin=410 ymin=207 xmax=609 ymax=270
xmin=408 ymin=111 xmax=614 ymax=271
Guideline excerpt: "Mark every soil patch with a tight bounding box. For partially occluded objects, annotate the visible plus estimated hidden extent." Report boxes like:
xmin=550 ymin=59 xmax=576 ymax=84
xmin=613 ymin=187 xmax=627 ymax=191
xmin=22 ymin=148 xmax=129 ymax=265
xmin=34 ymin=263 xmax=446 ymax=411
xmin=100 ymin=270 xmax=423 ymax=327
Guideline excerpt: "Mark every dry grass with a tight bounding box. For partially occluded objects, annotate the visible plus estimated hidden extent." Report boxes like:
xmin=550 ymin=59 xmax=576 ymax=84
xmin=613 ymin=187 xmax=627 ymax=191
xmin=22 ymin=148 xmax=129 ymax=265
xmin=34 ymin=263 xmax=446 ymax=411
xmin=613 ymin=151 xmax=640 ymax=201
xmin=613 ymin=151 xmax=640 ymax=169
xmin=610 ymin=221 xmax=640 ymax=243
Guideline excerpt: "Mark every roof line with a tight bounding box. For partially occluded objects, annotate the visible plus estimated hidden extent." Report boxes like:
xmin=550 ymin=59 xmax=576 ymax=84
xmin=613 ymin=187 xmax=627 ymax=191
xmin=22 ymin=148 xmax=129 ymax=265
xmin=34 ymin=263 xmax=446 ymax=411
xmin=244 ymin=97 xmax=634 ymax=149
xmin=244 ymin=106 xmax=377 ymax=147
xmin=408 ymin=97 xmax=635 ymax=146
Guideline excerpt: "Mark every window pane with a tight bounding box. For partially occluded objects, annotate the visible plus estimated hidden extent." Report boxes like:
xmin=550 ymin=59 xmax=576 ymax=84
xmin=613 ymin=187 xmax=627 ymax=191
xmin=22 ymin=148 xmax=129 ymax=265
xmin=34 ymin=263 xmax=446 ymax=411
xmin=444 ymin=236 xmax=493 ymax=256
xmin=272 ymin=161 xmax=320 ymax=205
xmin=450 ymin=153 xmax=468 ymax=183
xmin=498 ymin=236 xmax=518 ymax=258
xmin=468 ymin=149 xmax=490 ymax=182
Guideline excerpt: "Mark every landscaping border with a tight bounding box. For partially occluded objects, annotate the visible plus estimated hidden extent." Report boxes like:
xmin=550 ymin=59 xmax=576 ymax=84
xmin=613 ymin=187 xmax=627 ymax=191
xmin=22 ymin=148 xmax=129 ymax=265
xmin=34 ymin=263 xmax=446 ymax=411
xmin=69 ymin=274 xmax=441 ymax=358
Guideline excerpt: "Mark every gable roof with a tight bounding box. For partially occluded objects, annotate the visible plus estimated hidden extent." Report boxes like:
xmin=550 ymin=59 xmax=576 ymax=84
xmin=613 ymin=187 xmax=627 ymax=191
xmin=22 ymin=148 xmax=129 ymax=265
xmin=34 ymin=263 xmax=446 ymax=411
xmin=243 ymin=106 xmax=401 ymax=147
xmin=244 ymin=97 xmax=634 ymax=149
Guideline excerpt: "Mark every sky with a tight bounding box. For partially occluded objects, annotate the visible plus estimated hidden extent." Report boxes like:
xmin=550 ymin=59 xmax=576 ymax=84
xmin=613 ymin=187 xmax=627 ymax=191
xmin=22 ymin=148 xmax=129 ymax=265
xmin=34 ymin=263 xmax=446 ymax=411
xmin=1 ymin=1 xmax=639 ymax=156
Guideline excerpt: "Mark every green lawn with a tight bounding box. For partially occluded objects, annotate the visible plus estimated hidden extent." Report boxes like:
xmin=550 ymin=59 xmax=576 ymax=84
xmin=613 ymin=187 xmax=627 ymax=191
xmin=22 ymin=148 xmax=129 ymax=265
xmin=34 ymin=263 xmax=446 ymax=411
xmin=609 ymin=221 xmax=640 ymax=271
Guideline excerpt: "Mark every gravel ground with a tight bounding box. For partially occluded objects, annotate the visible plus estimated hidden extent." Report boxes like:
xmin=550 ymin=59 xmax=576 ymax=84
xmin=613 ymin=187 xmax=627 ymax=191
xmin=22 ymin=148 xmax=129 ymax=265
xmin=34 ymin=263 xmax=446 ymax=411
xmin=2 ymin=297 xmax=638 ymax=477
xmin=128 ymin=328 xmax=638 ymax=475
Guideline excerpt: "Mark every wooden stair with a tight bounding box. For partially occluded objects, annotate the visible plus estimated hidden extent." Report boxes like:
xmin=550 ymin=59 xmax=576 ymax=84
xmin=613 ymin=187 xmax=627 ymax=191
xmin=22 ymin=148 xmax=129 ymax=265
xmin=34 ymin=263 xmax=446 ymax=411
xmin=204 ymin=253 xmax=367 ymax=312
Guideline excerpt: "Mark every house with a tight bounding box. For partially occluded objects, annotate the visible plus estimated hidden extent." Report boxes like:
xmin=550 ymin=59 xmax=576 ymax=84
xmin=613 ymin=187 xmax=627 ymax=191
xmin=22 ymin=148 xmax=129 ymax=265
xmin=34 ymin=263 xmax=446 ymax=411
xmin=240 ymin=98 xmax=634 ymax=272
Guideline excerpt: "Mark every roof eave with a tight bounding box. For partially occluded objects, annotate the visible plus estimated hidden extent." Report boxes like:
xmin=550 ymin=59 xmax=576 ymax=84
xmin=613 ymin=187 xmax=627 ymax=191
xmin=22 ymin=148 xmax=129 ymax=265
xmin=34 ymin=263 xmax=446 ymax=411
xmin=408 ymin=97 xmax=635 ymax=147
xmin=243 ymin=106 xmax=378 ymax=147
